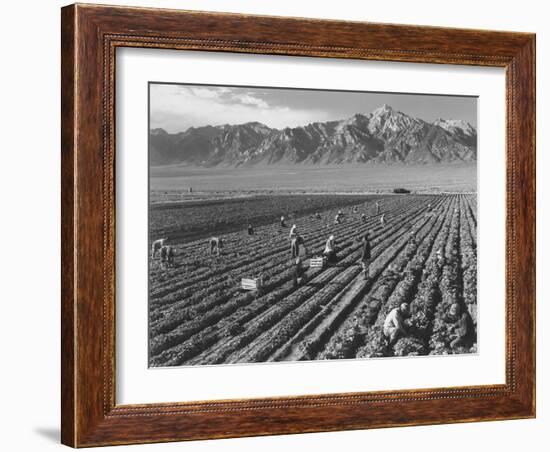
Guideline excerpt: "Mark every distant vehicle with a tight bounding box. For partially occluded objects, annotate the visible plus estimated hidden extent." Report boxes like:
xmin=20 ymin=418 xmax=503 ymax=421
xmin=393 ymin=188 xmax=411 ymax=194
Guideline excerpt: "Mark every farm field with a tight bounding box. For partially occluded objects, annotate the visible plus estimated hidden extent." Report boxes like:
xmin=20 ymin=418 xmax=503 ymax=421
xmin=148 ymin=193 xmax=477 ymax=366
xmin=150 ymin=193 xmax=386 ymax=243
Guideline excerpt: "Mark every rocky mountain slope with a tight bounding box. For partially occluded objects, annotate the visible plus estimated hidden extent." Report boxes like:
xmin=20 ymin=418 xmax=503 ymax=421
xmin=150 ymin=104 xmax=477 ymax=166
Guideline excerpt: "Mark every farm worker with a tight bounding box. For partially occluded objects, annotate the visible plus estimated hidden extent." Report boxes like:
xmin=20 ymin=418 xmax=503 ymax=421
xmin=160 ymin=245 xmax=168 ymax=266
xmin=425 ymin=203 xmax=434 ymax=217
xmin=323 ymin=235 xmax=337 ymax=263
xmin=436 ymin=248 xmax=446 ymax=266
xmin=360 ymin=232 xmax=372 ymax=279
xmin=408 ymin=234 xmax=417 ymax=246
xmin=375 ymin=201 xmax=380 ymax=215
xmin=289 ymin=224 xmax=298 ymax=240
xmin=380 ymin=214 xmax=386 ymax=227
xmin=292 ymin=257 xmax=305 ymax=288
xmin=167 ymin=246 xmax=176 ymax=266
xmin=324 ymin=235 xmax=335 ymax=252
xmin=315 ymin=212 xmax=322 ymax=220
xmin=383 ymin=303 xmax=409 ymax=345
xmin=352 ymin=206 xmax=358 ymax=214
xmin=151 ymin=238 xmax=166 ymax=259
xmin=280 ymin=215 xmax=286 ymax=228
xmin=209 ymin=237 xmax=222 ymax=256
xmin=291 ymin=235 xmax=307 ymax=258
xmin=247 ymin=224 xmax=254 ymax=235
xmin=334 ymin=213 xmax=343 ymax=224
xmin=446 ymin=303 xmax=474 ymax=349
xmin=160 ymin=245 xmax=176 ymax=268
xmin=361 ymin=213 xmax=367 ymax=223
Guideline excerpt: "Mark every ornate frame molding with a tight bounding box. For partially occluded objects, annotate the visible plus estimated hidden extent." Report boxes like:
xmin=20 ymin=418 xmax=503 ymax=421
xmin=61 ymin=4 xmax=535 ymax=447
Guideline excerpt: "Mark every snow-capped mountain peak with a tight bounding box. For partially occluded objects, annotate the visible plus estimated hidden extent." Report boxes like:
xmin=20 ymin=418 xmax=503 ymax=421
xmin=150 ymin=105 xmax=477 ymax=166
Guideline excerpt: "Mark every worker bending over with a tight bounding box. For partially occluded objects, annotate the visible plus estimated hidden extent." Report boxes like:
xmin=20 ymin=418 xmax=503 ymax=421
xmin=160 ymin=245 xmax=176 ymax=268
xmin=383 ymin=303 xmax=409 ymax=345
xmin=209 ymin=237 xmax=223 ymax=256
xmin=151 ymin=238 xmax=166 ymax=259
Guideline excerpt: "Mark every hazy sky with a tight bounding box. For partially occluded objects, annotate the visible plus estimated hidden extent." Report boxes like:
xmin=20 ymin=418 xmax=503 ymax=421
xmin=150 ymin=83 xmax=477 ymax=134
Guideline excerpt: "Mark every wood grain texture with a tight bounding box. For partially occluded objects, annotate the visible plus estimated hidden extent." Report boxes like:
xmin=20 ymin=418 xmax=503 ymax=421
xmin=60 ymin=3 xmax=536 ymax=447
xmin=60 ymin=5 xmax=76 ymax=447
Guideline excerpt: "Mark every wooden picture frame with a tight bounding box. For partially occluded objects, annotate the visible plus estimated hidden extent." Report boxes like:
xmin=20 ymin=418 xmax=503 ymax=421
xmin=61 ymin=3 xmax=535 ymax=447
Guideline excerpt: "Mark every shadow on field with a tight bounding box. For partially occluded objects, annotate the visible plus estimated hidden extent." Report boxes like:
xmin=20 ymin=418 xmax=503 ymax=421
xmin=304 ymin=281 xmax=349 ymax=289
xmin=326 ymin=263 xmax=360 ymax=268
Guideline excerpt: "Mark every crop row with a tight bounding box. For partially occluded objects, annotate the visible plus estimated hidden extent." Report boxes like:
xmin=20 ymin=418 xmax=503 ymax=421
xmin=204 ymin=197 xmax=445 ymax=365
xmin=316 ymin=196 xmax=454 ymax=360
xmin=148 ymin=195 xmax=411 ymax=298
xmin=269 ymin=195 xmax=452 ymax=362
xmin=149 ymin=196 xmax=409 ymax=310
xmin=352 ymin=196 xmax=457 ymax=358
xmin=148 ymin=196 xmax=426 ymax=330
xmin=149 ymin=196 xmax=446 ymax=365
xmin=149 ymin=194 xmax=383 ymax=242
xmin=148 ymin=194 xmax=477 ymax=365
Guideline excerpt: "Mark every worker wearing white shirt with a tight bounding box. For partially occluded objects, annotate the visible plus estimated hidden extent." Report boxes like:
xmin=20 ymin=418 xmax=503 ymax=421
xmin=383 ymin=303 xmax=409 ymax=345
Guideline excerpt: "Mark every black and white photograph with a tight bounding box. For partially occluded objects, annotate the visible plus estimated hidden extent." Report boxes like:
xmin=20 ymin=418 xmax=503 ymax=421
xmin=1 ymin=0 xmax=542 ymax=449
xmin=148 ymin=83 xmax=478 ymax=367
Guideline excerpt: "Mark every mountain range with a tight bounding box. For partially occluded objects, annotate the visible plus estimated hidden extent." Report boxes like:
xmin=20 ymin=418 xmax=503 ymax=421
xmin=150 ymin=104 xmax=477 ymax=167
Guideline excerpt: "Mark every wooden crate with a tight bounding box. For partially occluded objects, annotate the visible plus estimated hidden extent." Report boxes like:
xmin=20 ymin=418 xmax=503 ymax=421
xmin=241 ymin=277 xmax=263 ymax=291
xmin=309 ymin=257 xmax=325 ymax=268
